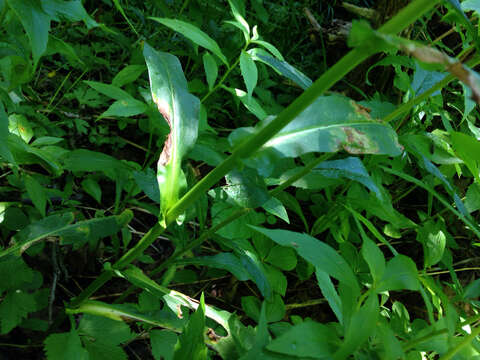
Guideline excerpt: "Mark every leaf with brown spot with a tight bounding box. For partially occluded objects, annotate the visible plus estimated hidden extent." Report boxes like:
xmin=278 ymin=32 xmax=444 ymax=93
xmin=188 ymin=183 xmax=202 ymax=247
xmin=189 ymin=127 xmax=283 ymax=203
xmin=143 ymin=43 xmax=200 ymax=221
xmin=228 ymin=94 xmax=403 ymax=177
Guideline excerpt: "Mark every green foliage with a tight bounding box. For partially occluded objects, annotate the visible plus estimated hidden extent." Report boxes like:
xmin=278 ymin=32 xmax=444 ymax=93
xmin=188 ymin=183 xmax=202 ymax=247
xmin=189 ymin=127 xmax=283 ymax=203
xmin=3 ymin=0 xmax=480 ymax=359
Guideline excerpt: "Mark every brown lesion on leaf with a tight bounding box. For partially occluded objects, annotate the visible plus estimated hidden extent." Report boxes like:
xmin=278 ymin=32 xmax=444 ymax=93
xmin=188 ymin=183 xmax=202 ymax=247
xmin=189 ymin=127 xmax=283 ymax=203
xmin=340 ymin=126 xmax=379 ymax=154
xmin=154 ymin=95 xmax=174 ymax=166
xmin=350 ymin=101 xmax=373 ymax=119
xmin=207 ymin=328 xmax=221 ymax=342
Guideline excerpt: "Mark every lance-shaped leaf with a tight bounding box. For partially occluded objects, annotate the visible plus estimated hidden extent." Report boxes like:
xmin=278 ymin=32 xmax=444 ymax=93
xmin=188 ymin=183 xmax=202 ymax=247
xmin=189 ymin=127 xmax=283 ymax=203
xmin=229 ymin=94 xmax=403 ymax=176
xmin=150 ymin=18 xmax=228 ymax=65
xmin=143 ymin=43 xmax=200 ymax=220
xmin=1 ymin=210 xmax=133 ymax=258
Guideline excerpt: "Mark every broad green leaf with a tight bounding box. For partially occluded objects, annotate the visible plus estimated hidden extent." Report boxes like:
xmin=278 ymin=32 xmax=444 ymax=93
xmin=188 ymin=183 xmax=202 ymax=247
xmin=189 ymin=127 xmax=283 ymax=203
xmin=24 ymin=175 xmax=47 ymax=217
xmin=266 ymin=321 xmax=334 ymax=358
xmin=464 ymin=278 xmax=480 ymax=299
xmin=227 ymin=0 xmax=249 ymax=41
xmin=229 ymin=95 xmax=403 ymax=177
xmin=78 ymin=313 xmax=133 ymax=346
xmin=253 ymin=53 xmax=312 ymax=90
xmin=241 ymin=294 xmax=285 ymax=323
xmin=0 ymin=102 xmax=14 ymax=163
xmin=251 ymin=40 xmax=284 ymax=60
xmin=31 ymin=136 xmax=63 ymax=146
xmin=334 ymin=294 xmax=378 ymax=359
xmin=8 ymin=134 xmax=63 ymax=176
xmin=9 ymin=114 xmax=34 ymax=143
xmin=44 ymin=330 xmax=89 ymax=360
xmin=265 ymin=245 xmax=297 ymax=271
xmin=173 ymin=293 xmax=207 ymax=360
xmin=224 ymin=87 xmax=268 ymax=120
xmin=261 ymin=197 xmax=289 ymax=223
xmin=240 ymin=303 xmax=269 ymax=360
xmin=316 ymin=270 xmax=343 ymax=324
xmin=0 ymin=257 xmax=35 ymax=292
xmin=81 ymin=177 xmax=102 ymax=203
xmin=63 ymin=149 xmax=130 ymax=180
xmin=377 ymin=322 xmax=405 ymax=359
xmin=112 ymin=64 xmax=146 ymax=87
xmin=133 ymin=168 xmax=160 ymax=203
xmin=274 ymin=191 xmax=308 ymax=231
xmin=82 ymin=340 xmax=128 ymax=360
xmin=377 ymin=255 xmax=420 ymax=292
xmin=412 ymin=62 xmax=446 ymax=96
xmin=223 ymin=168 xmax=270 ymax=208
xmin=264 ymin=264 xmax=287 ymax=296
xmin=2 ymin=210 xmax=133 ymax=257
xmin=176 ymin=252 xmax=250 ymax=281
xmin=46 ymin=35 xmax=85 ymax=66
xmin=465 ymin=183 xmax=480 ymax=213
xmin=7 ymin=0 xmax=50 ymax=68
xmin=40 ymin=0 xmax=98 ymax=29
xmin=150 ymin=18 xmax=228 ymax=65
xmin=151 ymin=330 xmax=177 ymax=360
xmin=314 ymin=157 xmax=382 ymax=200
xmin=451 ymin=131 xmax=480 ymax=183
xmin=417 ymin=221 xmax=446 ymax=268
xmin=202 ymin=52 xmax=218 ymax=91
xmin=210 ymin=201 xmax=265 ymax=240
xmin=252 ymin=227 xmax=360 ymax=295
xmin=237 ymin=248 xmax=273 ymax=299
xmin=0 ymin=290 xmax=37 ymax=334
xmin=361 ymin=238 xmax=386 ymax=285
xmin=143 ymin=43 xmax=200 ymax=220
xmin=240 ymin=51 xmax=258 ymax=98
xmin=78 ymin=314 xmax=132 ymax=360
xmin=84 ymin=81 xmax=132 ymax=101
xmin=99 ymin=98 xmax=148 ymax=119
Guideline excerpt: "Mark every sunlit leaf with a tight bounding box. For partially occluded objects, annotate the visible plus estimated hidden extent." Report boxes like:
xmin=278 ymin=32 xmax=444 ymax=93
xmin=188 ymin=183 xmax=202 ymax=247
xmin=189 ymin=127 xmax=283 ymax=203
xmin=252 ymin=52 xmax=312 ymax=90
xmin=252 ymin=227 xmax=360 ymax=295
xmin=144 ymin=42 xmax=200 ymax=221
xmin=239 ymin=51 xmax=258 ymax=98
xmin=230 ymin=95 xmax=403 ymax=176
xmin=173 ymin=293 xmax=207 ymax=360
xmin=202 ymin=52 xmax=218 ymax=91
xmin=150 ymin=18 xmax=228 ymax=65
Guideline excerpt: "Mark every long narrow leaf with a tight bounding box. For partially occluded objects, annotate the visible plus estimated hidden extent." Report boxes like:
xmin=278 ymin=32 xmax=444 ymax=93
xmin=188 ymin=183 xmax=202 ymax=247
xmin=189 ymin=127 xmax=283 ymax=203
xmin=150 ymin=18 xmax=228 ymax=65
xmin=144 ymin=43 xmax=200 ymax=220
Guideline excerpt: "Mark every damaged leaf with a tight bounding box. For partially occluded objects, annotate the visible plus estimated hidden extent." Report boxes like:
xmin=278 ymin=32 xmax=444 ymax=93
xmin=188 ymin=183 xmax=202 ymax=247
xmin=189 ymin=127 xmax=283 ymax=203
xmin=229 ymin=94 xmax=403 ymax=176
xmin=143 ymin=43 xmax=200 ymax=221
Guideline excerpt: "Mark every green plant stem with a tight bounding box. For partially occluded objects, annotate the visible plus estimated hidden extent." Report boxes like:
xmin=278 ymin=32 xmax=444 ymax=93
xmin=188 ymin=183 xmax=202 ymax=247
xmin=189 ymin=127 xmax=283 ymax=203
xmin=439 ymin=324 xmax=480 ymax=360
xmin=69 ymin=270 xmax=113 ymax=308
xmin=115 ymin=153 xmax=333 ymax=302
xmin=201 ymin=41 xmax=250 ymax=103
xmin=70 ymin=223 xmax=166 ymax=307
xmin=70 ymin=0 xmax=440 ymax=308
xmin=380 ymin=165 xmax=480 ymax=239
xmin=385 ymin=55 xmax=480 ymax=128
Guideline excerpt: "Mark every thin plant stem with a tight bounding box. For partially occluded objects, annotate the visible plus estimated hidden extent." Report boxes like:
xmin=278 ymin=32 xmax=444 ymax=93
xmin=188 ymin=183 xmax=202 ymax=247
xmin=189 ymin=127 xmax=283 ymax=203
xmin=439 ymin=325 xmax=480 ymax=360
xmin=380 ymin=165 xmax=480 ymax=239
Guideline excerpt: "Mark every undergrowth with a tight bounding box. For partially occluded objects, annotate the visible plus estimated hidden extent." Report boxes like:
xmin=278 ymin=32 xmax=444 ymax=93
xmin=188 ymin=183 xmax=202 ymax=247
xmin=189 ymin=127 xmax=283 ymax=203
xmin=1 ymin=0 xmax=480 ymax=359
